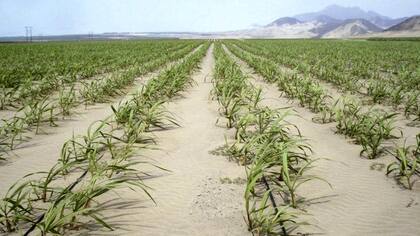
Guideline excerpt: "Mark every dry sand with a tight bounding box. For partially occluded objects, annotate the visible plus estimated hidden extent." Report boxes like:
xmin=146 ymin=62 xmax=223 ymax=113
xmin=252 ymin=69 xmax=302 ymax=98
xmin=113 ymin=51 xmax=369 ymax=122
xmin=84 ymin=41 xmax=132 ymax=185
xmin=0 ymin=45 xmax=203 ymax=193
xmin=0 ymin=72 xmax=154 ymax=194
xmin=228 ymin=43 xmax=419 ymax=146
xmin=0 ymin=44 xmax=200 ymax=194
xmin=2 ymin=42 xmax=419 ymax=236
xmin=74 ymin=44 xmax=250 ymax=235
xmin=1 ymin=44 xmax=250 ymax=236
xmin=225 ymin=45 xmax=420 ymax=236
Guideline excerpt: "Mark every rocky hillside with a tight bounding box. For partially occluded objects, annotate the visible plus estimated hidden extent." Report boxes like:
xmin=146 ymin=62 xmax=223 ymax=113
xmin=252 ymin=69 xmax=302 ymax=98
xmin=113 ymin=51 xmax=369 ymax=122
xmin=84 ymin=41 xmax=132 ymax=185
xmin=323 ymin=19 xmax=382 ymax=38
xmin=386 ymin=16 xmax=420 ymax=31
xmin=216 ymin=5 xmax=418 ymax=39
xmin=266 ymin=17 xmax=302 ymax=27
xmin=294 ymin=4 xmax=406 ymax=29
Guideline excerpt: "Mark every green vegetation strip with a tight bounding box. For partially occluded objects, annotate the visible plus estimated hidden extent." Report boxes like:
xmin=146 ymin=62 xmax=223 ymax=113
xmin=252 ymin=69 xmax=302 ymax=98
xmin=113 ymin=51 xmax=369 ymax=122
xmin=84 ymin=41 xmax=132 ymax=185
xmin=212 ymin=42 xmax=328 ymax=235
xmin=0 ymin=41 xmax=194 ymax=108
xmin=232 ymin=40 xmax=419 ymax=120
xmin=0 ymin=41 xmax=201 ymax=157
xmin=225 ymin=41 xmax=420 ymax=189
xmin=0 ymin=42 xmax=210 ymax=235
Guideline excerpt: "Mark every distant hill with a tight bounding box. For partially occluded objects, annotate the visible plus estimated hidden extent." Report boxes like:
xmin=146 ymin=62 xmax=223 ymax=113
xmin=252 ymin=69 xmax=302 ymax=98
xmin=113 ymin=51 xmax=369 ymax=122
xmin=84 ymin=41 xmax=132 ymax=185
xmin=386 ymin=16 xmax=420 ymax=31
xmin=363 ymin=15 xmax=420 ymax=38
xmin=323 ymin=19 xmax=382 ymax=38
xmin=267 ymin=17 xmax=302 ymax=27
xmin=313 ymin=15 xmax=343 ymax=25
xmin=294 ymin=4 xmax=405 ymax=29
xmin=309 ymin=15 xmax=344 ymax=37
xmin=5 ymin=5 xmax=416 ymax=40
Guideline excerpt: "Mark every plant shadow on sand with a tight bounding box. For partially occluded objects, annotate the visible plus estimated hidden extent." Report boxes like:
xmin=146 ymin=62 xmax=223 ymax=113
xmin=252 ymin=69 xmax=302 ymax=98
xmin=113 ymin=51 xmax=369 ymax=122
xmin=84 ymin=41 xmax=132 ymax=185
xmin=73 ymin=198 xmax=150 ymax=235
xmin=73 ymin=172 xmax=172 ymax=235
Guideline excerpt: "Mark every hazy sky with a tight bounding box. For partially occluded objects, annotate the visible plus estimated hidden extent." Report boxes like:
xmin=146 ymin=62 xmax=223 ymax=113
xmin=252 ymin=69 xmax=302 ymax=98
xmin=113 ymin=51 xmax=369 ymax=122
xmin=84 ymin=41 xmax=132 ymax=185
xmin=1 ymin=0 xmax=419 ymax=36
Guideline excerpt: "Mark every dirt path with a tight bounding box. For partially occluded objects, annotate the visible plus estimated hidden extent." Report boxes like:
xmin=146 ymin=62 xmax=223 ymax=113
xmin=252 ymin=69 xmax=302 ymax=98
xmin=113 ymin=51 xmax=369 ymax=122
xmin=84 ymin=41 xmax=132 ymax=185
xmin=224 ymin=45 xmax=420 ymax=236
xmin=83 ymin=45 xmax=249 ymax=236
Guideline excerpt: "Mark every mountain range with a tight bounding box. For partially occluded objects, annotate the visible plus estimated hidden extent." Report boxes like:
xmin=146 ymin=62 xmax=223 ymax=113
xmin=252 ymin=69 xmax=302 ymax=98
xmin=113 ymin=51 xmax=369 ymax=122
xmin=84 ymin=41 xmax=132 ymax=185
xmin=1 ymin=4 xmax=418 ymax=41
xmin=224 ymin=5 xmax=420 ymax=38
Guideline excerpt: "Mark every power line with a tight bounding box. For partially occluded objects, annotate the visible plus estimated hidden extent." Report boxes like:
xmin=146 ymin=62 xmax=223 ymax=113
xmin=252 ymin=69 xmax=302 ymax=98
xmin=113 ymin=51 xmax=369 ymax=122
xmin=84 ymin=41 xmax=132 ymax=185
xmin=25 ymin=26 xmax=32 ymax=42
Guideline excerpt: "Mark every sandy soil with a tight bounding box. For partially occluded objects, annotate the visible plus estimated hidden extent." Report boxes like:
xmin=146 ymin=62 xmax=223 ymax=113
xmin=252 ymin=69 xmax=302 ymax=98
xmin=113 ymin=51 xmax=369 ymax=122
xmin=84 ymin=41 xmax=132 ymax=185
xmin=0 ymin=44 xmax=201 ymax=194
xmin=1 ymin=44 xmax=250 ymax=236
xmin=224 ymin=45 xmax=420 ymax=236
xmin=72 ymin=45 xmax=250 ymax=235
xmin=229 ymin=43 xmax=419 ymax=146
xmin=278 ymin=56 xmax=419 ymax=146
xmin=0 ymin=72 xmax=154 ymax=195
xmin=2 ymin=42 xmax=418 ymax=236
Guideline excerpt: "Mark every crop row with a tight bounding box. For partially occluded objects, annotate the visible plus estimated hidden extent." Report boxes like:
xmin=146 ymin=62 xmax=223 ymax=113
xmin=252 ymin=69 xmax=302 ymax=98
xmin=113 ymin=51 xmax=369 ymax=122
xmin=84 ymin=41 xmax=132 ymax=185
xmin=0 ymin=40 xmax=192 ymax=88
xmin=0 ymin=42 xmax=210 ymax=234
xmin=232 ymin=40 xmax=420 ymax=120
xmin=0 ymin=41 xmax=198 ymax=110
xmin=224 ymin=41 xmax=419 ymax=190
xmin=212 ymin=43 xmax=328 ymax=235
xmin=0 ymin=42 xmax=202 ymax=158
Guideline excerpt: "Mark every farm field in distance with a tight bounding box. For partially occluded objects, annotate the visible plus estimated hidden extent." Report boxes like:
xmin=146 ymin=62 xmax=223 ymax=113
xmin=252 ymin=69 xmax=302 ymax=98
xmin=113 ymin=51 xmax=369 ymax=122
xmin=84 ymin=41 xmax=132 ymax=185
xmin=0 ymin=39 xmax=419 ymax=235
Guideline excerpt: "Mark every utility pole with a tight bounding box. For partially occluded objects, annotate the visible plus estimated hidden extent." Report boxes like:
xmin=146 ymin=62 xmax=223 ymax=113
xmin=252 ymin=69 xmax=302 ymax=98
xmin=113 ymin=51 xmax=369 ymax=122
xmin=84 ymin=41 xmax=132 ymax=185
xmin=25 ymin=26 xmax=33 ymax=42
xmin=25 ymin=26 xmax=28 ymax=42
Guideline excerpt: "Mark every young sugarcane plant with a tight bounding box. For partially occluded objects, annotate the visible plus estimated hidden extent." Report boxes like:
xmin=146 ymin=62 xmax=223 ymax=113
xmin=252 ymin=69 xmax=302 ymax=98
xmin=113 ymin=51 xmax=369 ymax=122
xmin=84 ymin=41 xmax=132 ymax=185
xmin=26 ymin=162 xmax=75 ymax=202
xmin=80 ymin=81 xmax=106 ymax=106
xmin=246 ymin=190 xmax=297 ymax=236
xmin=60 ymin=120 xmax=112 ymax=168
xmin=359 ymin=112 xmax=398 ymax=159
xmin=245 ymin=157 xmax=296 ymax=235
xmin=36 ymin=170 xmax=154 ymax=235
xmin=111 ymin=102 xmax=133 ymax=125
xmin=22 ymin=97 xmax=57 ymax=134
xmin=1 ymin=117 xmax=26 ymax=150
xmin=312 ymin=105 xmax=336 ymax=124
xmin=0 ymin=180 xmax=35 ymax=233
xmin=137 ymin=100 xmax=179 ymax=131
xmin=280 ymin=152 xmax=331 ymax=208
xmin=58 ymin=85 xmax=78 ymax=118
xmin=404 ymin=92 xmax=419 ymax=120
xmin=122 ymin=114 xmax=148 ymax=144
xmin=386 ymin=142 xmax=419 ymax=190
xmin=0 ymin=87 xmax=16 ymax=110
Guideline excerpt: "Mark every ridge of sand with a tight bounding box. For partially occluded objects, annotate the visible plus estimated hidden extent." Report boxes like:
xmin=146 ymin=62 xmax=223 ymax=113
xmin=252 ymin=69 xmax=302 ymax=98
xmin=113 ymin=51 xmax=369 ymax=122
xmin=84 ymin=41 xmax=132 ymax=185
xmin=224 ymin=45 xmax=420 ymax=236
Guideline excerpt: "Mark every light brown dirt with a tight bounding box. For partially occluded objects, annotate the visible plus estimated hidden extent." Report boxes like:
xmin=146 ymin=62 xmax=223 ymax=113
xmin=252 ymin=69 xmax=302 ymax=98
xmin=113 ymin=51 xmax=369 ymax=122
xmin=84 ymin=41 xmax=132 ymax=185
xmin=225 ymin=45 xmax=420 ymax=236
xmin=76 ymin=45 xmax=250 ymax=236
xmin=0 ymin=45 xmax=202 ymax=189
